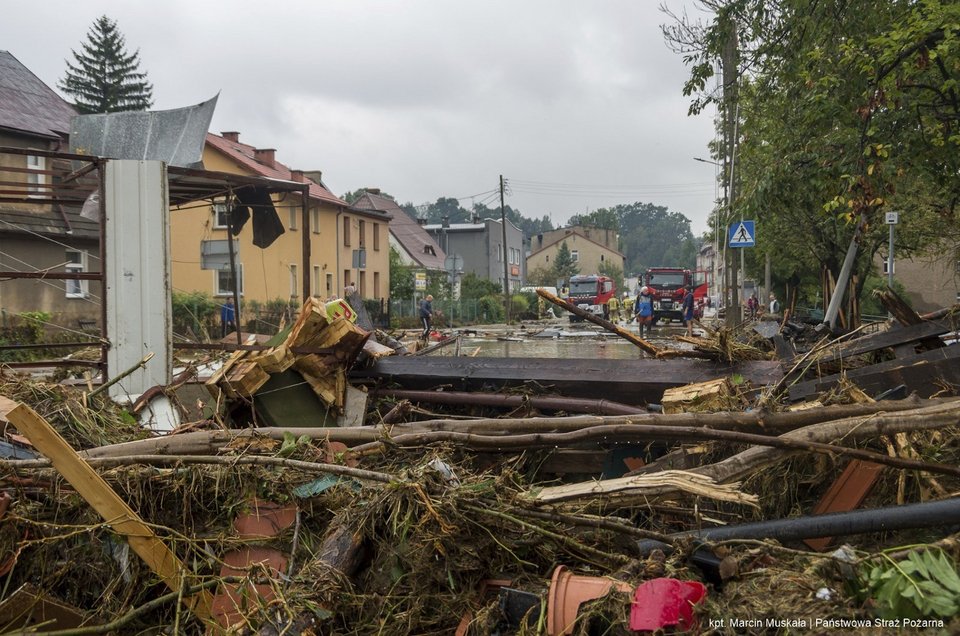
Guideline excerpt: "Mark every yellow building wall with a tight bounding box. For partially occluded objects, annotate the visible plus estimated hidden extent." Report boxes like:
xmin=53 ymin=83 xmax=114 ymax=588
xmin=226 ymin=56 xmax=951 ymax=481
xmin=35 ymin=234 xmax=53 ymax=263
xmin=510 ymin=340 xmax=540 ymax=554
xmin=169 ymin=146 xmax=389 ymax=305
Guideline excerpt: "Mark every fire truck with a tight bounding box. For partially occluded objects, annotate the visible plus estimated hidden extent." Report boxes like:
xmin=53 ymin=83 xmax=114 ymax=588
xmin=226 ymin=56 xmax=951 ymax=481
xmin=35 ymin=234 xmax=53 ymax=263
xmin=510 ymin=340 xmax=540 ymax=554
xmin=566 ymin=274 xmax=617 ymax=322
xmin=643 ymin=267 xmax=709 ymax=324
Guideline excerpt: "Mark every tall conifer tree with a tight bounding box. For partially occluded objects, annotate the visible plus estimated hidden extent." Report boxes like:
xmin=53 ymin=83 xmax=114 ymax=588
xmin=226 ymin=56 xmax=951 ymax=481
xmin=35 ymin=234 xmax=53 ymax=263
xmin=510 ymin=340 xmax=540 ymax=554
xmin=59 ymin=16 xmax=153 ymax=114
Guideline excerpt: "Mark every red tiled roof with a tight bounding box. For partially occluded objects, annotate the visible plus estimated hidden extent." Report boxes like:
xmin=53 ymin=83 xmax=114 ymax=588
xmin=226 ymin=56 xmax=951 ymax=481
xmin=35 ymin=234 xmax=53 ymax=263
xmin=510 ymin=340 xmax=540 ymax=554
xmin=353 ymin=191 xmax=446 ymax=270
xmin=205 ymin=133 xmax=347 ymax=206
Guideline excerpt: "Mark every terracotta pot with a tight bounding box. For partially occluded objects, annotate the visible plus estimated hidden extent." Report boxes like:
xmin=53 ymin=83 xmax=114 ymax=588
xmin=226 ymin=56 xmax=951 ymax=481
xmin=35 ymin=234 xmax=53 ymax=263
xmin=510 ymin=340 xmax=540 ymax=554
xmin=233 ymin=499 xmax=297 ymax=539
xmin=546 ymin=566 xmax=633 ymax=636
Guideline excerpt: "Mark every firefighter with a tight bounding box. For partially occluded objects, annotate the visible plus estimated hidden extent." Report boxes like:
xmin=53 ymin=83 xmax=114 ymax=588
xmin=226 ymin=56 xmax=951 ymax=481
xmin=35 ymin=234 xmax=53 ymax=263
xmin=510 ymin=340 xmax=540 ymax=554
xmin=607 ymin=293 xmax=620 ymax=323
xmin=622 ymin=291 xmax=635 ymax=323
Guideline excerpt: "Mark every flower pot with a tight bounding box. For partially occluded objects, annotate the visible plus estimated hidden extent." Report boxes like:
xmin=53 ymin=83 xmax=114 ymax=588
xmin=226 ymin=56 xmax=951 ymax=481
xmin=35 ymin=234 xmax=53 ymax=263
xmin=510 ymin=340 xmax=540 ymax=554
xmin=233 ymin=498 xmax=297 ymax=539
xmin=546 ymin=565 xmax=633 ymax=636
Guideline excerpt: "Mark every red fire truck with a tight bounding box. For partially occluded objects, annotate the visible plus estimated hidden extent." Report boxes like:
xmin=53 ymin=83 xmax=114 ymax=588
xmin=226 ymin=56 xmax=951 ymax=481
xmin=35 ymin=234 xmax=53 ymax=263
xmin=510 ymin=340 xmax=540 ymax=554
xmin=643 ymin=267 xmax=709 ymax=324
xmin=566 ymin=274 xmax=617 ymax=322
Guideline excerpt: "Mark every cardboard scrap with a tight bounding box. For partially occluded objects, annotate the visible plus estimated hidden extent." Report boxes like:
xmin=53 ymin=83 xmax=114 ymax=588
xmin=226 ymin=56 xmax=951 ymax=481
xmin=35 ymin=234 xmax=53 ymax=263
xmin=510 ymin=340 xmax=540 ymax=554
xmin=206 ymin=298 xmax=371 ymax=411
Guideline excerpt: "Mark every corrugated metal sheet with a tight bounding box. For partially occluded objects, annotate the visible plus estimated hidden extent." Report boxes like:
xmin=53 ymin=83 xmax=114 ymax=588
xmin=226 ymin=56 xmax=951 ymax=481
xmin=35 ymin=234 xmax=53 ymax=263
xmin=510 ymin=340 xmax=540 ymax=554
xmin=70 ymin=96 xmax=218 ymax=168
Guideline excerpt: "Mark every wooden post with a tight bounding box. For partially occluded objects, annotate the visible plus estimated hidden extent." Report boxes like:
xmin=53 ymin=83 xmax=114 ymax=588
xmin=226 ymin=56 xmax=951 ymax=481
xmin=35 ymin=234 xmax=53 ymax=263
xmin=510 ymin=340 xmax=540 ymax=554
xmin=0 ymin=397 xmax=211 ymax=620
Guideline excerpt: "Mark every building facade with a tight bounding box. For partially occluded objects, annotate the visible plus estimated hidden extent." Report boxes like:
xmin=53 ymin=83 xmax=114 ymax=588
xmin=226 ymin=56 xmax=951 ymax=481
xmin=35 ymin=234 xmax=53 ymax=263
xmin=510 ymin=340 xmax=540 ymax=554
xmin=424 ymin=217 xmax=524 ymax=291
xmin=0 ymin=51 xmax=101 ymax=326
xmin=169 ymin=132 xmax=391 ymax=304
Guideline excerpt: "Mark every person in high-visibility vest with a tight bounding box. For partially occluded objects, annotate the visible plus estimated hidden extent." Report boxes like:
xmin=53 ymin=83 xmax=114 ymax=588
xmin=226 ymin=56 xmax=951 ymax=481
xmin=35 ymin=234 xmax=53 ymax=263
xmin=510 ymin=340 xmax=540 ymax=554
xmin=607 ymin=294 xmax=620 ymax=323
xmin=622 ymin=292 xmax=635 ymax=323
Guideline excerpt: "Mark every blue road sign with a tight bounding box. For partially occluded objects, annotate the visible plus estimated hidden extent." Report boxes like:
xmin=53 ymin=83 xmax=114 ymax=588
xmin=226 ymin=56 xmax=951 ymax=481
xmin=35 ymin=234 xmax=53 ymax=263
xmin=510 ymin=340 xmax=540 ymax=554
xmin=729 ymin=220 xmax=756 ymax=248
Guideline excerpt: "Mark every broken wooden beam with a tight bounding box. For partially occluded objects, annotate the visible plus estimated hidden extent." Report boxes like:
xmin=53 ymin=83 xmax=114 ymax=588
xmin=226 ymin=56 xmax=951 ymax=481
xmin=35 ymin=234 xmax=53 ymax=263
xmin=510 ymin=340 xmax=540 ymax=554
xmin=788 ymin=345 xmax=960 ymax=401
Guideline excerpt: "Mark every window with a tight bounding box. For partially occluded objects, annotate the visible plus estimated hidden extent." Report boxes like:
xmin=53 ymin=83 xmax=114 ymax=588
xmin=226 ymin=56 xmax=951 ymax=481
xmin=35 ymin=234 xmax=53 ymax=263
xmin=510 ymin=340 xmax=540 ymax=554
xmin=373 ymin=223 xmax=380 ymax=251
xmin=289 ymin=264 xmax=298 ymax=297
xmin=546 ymin=255 xmax=550 ymax=262
xmin=497 ymin=244 xmax=502 ymax=262
xmin=213 ymin=203 xmax=229 ymax=229
xmin=289 ymin=208 xmax=298 ymax=230
xmin=343 ymin=270 xmax=351 ymax=290
xmin=65 ymin=250 xmax=88 ymax=298
xmin=313 ymin=265 xmax=322 ymax=296
xmin=374 ymin=272 xmax=380 ymax=299
xmin=571 ymin=250 xmax=580 ymax=262
xmin=343 ymin=217 xmax=351 ymax=246
xmin=311 ymin=209 xmax=320 ymax=233
xmin=359 ymin=271 xmax=366 ymax=296
xmin=882 ymin=260 xmax=895 ymax=275
xmin=216 ymin=264 xmax=243 ymax=296
xmin=27 ymin=154 xmax=46 ymax=196
xmin=600 ymin=254 xmax=605 ymax=262
xmin=326 ymin=273 xmax=333 ymax=295
xmin=358 ymin=220 xmax=366 ymax=247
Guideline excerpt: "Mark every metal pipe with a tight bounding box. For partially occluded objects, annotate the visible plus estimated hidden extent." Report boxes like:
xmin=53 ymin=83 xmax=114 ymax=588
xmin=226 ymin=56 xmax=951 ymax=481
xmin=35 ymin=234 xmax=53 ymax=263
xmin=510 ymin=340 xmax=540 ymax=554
xmin=638 ymin=498 xmax=960 ymax=555
xmin=374 ymin=389 xmax=646 ymax=416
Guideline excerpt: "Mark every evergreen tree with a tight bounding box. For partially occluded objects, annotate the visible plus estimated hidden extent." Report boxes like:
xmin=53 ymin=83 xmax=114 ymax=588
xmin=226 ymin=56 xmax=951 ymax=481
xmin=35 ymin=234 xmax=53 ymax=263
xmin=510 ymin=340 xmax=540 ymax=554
xmin=552 ymin=241 xmax=580 ymax=282
xmin=59 ymin=16 xmax=154 ymax=114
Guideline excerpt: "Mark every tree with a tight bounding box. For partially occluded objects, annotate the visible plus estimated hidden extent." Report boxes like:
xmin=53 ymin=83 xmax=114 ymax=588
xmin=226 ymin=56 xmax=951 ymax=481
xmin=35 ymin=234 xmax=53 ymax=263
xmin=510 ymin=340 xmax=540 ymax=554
xmin=459 ymin=273 xmax=502 ymax=299
xmin=59 ymin=15 xmax=153 ymax=114
xmin=342 ymin=188 xmax=395 ymax=205
xmin=552 ymin=241 xmax=580 ymax=281
xmin=388 ymin=246 xmax=414 ymax=300
xmin=665 ymin=1 xmax=960 ymax=307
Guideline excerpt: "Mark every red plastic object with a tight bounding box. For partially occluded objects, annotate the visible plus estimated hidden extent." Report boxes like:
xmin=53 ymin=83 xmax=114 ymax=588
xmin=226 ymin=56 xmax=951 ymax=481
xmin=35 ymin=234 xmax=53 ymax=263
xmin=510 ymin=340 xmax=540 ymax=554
xmin=629 ymin=578 xmax=707 ymax=632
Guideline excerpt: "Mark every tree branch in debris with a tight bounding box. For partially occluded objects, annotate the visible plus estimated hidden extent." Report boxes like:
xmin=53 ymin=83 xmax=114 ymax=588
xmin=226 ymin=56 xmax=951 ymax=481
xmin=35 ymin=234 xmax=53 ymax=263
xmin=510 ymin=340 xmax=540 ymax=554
xmin=4 ymin=454 xmax=396 ymax=483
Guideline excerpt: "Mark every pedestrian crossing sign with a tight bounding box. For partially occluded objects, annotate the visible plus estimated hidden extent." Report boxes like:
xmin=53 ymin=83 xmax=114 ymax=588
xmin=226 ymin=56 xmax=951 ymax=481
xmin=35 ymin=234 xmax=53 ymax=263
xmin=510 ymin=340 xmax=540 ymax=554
xmin=729 ymin=220 xmax=756 ymax=247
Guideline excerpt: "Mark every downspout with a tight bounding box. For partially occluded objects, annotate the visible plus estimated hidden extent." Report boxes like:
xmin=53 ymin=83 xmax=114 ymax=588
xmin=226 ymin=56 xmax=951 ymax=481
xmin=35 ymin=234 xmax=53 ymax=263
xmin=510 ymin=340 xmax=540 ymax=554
xmin=335 ymin=206 xmax=343 ymax=296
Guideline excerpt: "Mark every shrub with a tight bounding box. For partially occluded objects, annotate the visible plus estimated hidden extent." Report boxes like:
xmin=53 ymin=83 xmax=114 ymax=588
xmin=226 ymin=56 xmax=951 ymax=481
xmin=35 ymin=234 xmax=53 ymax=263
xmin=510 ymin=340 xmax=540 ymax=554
xmin=477 ymin=295 xmax=505 ymax=323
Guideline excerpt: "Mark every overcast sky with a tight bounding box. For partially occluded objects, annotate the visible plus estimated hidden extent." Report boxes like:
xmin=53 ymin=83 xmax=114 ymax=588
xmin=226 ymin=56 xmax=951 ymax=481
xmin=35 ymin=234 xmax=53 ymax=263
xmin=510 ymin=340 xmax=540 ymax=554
xmin=3 ymin=1 xmax=721 ymax=235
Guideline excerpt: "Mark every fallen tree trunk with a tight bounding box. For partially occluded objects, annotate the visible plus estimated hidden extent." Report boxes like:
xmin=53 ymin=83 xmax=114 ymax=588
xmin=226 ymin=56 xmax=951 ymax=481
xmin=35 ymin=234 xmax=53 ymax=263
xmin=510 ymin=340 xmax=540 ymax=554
xmin=695 ymin=400 xmax=960 ymax=484
xmin=25 ymin=397 xmax=952 ymax=461
xmin=350 ymin=412 xmax=960 ymax=478
xmin=374 ymin=389 xmax=646 ymax=416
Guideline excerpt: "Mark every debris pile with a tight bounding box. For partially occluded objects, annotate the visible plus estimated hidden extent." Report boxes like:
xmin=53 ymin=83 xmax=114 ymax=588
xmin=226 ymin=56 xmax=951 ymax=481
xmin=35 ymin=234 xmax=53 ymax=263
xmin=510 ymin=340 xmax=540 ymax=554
xmin=1 ymin=295 xmax=959 ymax=634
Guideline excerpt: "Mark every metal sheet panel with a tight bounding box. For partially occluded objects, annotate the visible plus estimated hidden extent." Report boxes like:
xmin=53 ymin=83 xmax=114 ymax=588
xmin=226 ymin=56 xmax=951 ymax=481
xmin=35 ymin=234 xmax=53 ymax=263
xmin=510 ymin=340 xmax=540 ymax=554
xmin=70 ymin=95 xmax=218 ymax=168
xmin=104 ymin=160 xmax=172 ymax=400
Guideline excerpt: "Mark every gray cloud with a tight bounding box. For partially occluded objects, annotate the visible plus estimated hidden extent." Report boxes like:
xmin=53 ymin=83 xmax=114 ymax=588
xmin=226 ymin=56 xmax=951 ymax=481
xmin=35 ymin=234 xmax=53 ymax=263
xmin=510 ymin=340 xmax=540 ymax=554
xmin=2 ymin=0 xmax=719 ymax=234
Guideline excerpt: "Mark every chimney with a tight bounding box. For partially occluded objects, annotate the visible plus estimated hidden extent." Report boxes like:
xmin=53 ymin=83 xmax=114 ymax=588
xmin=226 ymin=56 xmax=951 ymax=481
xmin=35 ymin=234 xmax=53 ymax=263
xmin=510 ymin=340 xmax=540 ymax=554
xmin=366 ymin=188 xmax=381 ymax=195
xmin=290 ymin=170 xmax=305 ymax=182
xmin=302 ymin=170 xmax=323 ymax=184
xmin=254 ymin=148 xmax=276 ymax=167
xmin=221 ymin=131 xmax=240 ymax=143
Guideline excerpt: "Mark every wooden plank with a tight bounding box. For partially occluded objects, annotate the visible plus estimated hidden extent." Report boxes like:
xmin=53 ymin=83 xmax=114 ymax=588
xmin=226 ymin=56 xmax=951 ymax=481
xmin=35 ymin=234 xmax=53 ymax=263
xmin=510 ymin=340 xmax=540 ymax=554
xmin=803 ymin=460 xmax=885 ymax=551
xmin=357 ymin=357 xmax=783 ymax=406
xmin=789 ymin=320 xmax=948 ymax=367
xmin=789 ymin=345 xmax=960 ymax=401
xmin=0 ymin=397 xmax=211 ymax=619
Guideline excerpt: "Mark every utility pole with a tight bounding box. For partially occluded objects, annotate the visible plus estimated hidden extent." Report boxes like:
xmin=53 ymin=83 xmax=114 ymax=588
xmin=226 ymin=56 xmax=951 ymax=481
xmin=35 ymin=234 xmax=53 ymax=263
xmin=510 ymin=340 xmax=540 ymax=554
xmin=721 ymin=19 xmax=740 ymax=328
xmin=500 ymin=175 xmax=510 ymax=323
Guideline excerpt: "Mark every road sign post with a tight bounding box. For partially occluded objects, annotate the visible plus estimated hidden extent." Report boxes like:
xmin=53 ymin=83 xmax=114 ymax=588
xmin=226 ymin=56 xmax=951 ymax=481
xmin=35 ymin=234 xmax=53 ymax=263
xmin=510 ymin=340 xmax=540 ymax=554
xmin=885 ymin=211 xmax=898 ymax=289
